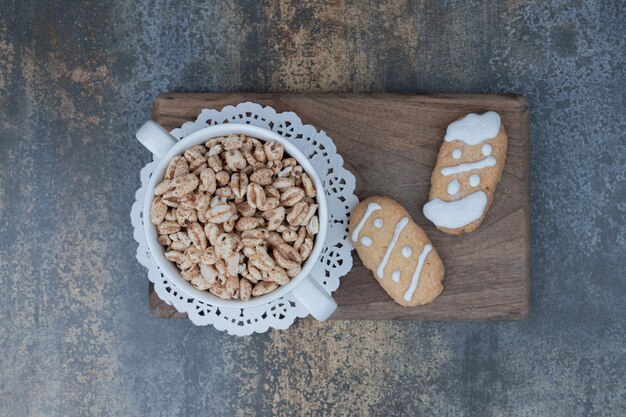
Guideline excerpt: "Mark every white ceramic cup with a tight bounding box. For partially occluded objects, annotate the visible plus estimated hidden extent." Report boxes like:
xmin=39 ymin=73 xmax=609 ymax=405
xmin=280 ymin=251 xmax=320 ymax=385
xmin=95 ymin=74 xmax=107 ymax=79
xmin=136 ymin=121 xmax=337 ymax=321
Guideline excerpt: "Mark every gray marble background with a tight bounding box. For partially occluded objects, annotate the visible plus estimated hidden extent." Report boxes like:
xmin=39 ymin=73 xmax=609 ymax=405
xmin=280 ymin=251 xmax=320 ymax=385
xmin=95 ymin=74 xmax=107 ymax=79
xmin=0 ymin=1 xmax=624 ymax=416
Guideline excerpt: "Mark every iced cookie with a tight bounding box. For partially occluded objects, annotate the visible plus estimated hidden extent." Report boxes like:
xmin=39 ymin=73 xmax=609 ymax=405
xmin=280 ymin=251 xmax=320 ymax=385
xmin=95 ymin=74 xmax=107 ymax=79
xmin=349 ymin=196 xmax=444 ymax=306
xmin=423 ymin=111 xmax=508 ymax=234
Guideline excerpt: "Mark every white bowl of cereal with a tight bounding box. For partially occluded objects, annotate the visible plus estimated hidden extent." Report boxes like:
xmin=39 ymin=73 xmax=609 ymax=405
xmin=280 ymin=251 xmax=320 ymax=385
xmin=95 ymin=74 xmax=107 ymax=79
xmin=136 ymin=121 xmax=336 ymax=321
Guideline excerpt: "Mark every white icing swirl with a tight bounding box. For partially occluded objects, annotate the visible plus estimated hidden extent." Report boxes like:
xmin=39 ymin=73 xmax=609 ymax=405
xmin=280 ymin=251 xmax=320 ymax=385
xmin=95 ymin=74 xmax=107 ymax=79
xmin=403 ymin=244 xmax=432 ymax=302
xmin=351 ymin=202 xmax=381 ymax=242
xmin=441 ymin=156 xmax=496 ymax=176
xmin=376 ymin=217 xmax=409 ymax=279
xmin=423 ymin=191 xmax=488 ymax=229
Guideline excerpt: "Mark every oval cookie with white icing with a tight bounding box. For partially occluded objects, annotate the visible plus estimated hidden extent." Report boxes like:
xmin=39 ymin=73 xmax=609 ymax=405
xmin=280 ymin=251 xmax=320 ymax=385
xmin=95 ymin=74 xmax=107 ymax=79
xmin=349 ymin=196 xmax=444 ymax=307
xmin=423 ymin=111 xmax=508 ymax=234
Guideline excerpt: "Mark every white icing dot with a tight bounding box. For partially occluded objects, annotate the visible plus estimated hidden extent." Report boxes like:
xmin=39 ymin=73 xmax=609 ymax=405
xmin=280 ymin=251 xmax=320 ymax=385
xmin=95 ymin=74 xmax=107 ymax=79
xmin=481 ymin=144 xmax=492 ymax=156
xmin=447 ymin=179 xmax=460 ymax=196
xmin=392 ymin=271 xmax=401 ymax=282
xmin=469 ymin=174 xmax=481 ymax=187
xmin=452 ymin=148 xmax=462 ymax=159
xmin=402 ymin=246 xmax=412 ymax=258
xmin=360 ymin=236 xmax=372 ymax=247
xmin=374 ymin=218 xmax=383 ymax=228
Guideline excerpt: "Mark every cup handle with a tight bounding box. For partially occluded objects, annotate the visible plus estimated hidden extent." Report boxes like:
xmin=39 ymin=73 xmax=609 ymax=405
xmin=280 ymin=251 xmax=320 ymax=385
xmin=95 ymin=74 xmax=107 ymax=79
xmin=135 ymin=121 xmax=178 ymax=160
xmin=291 ymin=275 xmax=337 ymax=321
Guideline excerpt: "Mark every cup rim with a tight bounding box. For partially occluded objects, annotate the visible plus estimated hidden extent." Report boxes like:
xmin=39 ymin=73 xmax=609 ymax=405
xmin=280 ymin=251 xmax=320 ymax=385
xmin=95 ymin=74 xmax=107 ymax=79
xmin=142 ymin=123 xmax=328 ymax=308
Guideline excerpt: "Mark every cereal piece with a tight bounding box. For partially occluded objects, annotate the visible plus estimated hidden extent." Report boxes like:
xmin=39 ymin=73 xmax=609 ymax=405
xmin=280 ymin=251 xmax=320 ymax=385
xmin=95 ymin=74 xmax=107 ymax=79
xmin=423 ymin=111 xmax=508 ymax=234
xmin=200 ymin=247 xmax=218 ymax=265
xmin=286 ymin=201 xmax=308 ymax=226
xmin=191 ymin=275 xmax=211 ymax=291
xmin=230 ymin=173 xmax=248 ymax=199
xmin=250 ymin=168 xmax=274 ymax=186
xmin=203 ymin=223 xmax=220 ymax=246
xmin=263 ymin=141 xmax=283 ymax=161
xmin=249 ymin=247 xmax=275 ymax=271
xmin=257 ymin=197 xmax=279 ymax=212
xmin=263 ymin=207 xmax=285 ymax=231
xmin=306 ymin=215 xmax=319 ymax=236
xmin=222 ymin=135 xmax=243 ymax=150
xmin=207 ymin=155 xmax=222 ymax=172
xmin=186 ymin=222 xmax=207 ymax=250
xmin=252 ymin=281 xmax=279 ymax=296
xmin=236 ymin=201 xmax=256 ymax=217
xmin=215 ymin=233 xmax=236 ymax=259
xmin=241 ymin=229 xmax=264 ymax=247
xmin=200 ymin=263 xmax=219 ymax=285
xmin=184 ymin=145 xmax=206 ymax=162
xmin=265 ymin=267 xmax=289 ymax=285
xmin=170 ymin=174 xmax=199 ymax=198
xmin=165 ymin=250 xmax=192 ymax=270
xmin=286 ymin=265 xmax=301 ymax=278
xmin=299 ymin=237 xmax=313 ymax=260
xmin=150 ymin=197 xmax=168 ymax=225
xmin=246 ymin=183 xmax=266 ymax=209
xmin=246 ymin=265 xmax=262 ymax=283
xmin=175 ymin=205 xmax=197 ymax=227
xmin=224 ymin=149 xmax=246 ymax=171
xmin=280 ymin=187 xmax=305 ymax=207
xmin=185 ymin=245 xmax=202 ymax=265
xmin=215 ymin=170 xmax=230 ymax=186
xmin=181 ymin=265 xmax=201 ymax=282
xmin=225 ymin=253 xmax=240 ymax=278
xmin=293 ymin=227 xmax=306 ymax=251
xmin=252 ymin=145 xmax=266 ymax=163
xmin=209 ymin=283 xmax=231 ymax=299
xmin=264 ymin=185 xmax=280 ymax=199
xmin=273 ymin=243 xmax=302 ymax=270
xmin=164 ymin=155 xmax=181 ymax=179
xmin=207 ymin=144 xmax=223 ymax=157
xmin=235 ymin=216 xmax=261 ymax=232
xmin=206 ymin=204 xmax=235 ymax=224
xmin=158 ymin=235 xmax=172 ymax=246
xmin=154 ymin=179 xmax=174 ymax=196
xmin=349 ymin=196 xmax=445 ymax=306
xmin=225 ymin=275 xmax=240 ymax=298
xmin=272 ymin=177 xmax=294 ymax=191
xmin=301 ymin=173 xmax=316 ymax=198
xmin=265 ymin=231 xmax=284 ymax=247
xmin=239 ymin=278 xmax=252 ymax=301
xmin=282 ymin=229 xmax=297 ymax=242
xmin=158 ymin=221 xmax=180 ymax=235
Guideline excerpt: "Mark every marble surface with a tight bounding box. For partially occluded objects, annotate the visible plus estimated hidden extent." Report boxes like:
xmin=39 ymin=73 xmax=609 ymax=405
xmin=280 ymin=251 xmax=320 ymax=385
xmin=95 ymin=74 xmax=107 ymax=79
xmin=0 ymin=1 xmax=624 ymax=416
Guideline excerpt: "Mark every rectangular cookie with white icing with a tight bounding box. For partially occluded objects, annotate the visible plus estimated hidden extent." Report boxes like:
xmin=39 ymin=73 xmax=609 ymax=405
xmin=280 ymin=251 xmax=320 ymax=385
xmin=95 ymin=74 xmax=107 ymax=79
xmin=349 ymin=196 xmax=445 ymax=306
xmin=423 ymin=111 xmax=508 ymax=234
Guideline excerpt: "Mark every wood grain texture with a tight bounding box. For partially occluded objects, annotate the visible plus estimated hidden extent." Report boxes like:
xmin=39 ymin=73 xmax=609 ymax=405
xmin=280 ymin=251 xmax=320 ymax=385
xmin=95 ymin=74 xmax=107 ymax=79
xmin=149 ymin=93 xmax=531 ymax=320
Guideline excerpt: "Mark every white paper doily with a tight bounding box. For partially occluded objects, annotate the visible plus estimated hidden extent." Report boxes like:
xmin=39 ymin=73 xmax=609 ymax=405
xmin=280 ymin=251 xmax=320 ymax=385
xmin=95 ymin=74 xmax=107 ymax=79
xmin=131 ymin=102 xmax=359 ymax=336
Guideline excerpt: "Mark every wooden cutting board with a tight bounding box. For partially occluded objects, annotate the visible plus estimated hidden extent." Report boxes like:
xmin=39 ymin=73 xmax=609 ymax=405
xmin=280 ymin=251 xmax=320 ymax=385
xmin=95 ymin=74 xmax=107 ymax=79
xmin=148 ymin=93 xmax=530 ymax=320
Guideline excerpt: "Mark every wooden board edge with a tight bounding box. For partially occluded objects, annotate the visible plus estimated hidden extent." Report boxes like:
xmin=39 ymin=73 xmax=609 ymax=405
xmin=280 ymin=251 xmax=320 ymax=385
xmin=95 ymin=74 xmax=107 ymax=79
xmin=153 ymin=92 xmax=530 ymax=112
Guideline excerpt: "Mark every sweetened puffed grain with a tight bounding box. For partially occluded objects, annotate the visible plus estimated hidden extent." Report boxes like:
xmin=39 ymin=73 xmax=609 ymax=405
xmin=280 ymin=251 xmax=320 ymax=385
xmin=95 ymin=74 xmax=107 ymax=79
xmin=152 ymin=137 xmax=320 ymax=299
